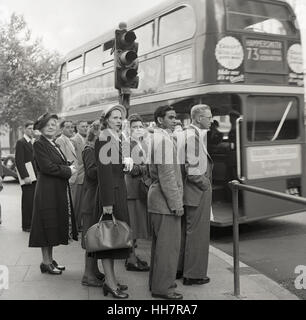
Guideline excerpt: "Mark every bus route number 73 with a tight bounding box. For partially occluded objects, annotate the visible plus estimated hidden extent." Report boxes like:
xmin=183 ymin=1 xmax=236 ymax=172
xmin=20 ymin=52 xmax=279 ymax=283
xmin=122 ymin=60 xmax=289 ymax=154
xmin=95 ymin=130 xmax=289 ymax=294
xmin=247 ymin=47 xmax=260 ymax=61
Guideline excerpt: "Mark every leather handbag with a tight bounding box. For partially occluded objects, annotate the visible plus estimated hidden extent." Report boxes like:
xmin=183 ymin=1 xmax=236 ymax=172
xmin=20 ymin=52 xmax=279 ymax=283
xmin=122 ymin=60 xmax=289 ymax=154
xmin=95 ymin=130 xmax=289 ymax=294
xmin=85 ymin=213 xmax=133 ymax=253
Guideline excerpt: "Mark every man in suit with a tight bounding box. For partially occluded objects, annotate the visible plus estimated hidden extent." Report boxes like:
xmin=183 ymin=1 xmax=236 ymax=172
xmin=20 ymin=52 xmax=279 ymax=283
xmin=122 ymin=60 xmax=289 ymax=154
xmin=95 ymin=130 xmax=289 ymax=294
xmin=56 ymin=121 xmax=78 ymax=199
xmin=71 ymin=120 xmax=88 ymax=231
xmin=148 ymin=105 xmax=184 ymax=300
xmin=15 ymin=121 xmax=37 ymax=232
xmin=177 ymin=104 xmax=214 ymax=285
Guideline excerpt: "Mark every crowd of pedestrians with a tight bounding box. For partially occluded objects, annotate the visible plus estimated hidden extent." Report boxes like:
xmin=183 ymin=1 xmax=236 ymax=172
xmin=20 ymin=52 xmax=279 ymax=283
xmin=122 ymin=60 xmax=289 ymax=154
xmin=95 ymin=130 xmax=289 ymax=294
xmin=4 ymin=102 xmax=214 ymax=300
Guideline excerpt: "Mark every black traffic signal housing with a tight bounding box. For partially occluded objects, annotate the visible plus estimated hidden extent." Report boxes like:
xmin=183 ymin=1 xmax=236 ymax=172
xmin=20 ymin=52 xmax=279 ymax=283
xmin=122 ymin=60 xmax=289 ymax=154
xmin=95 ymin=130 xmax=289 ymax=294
xmin=114 ymin=29 xmax=139 ymax=90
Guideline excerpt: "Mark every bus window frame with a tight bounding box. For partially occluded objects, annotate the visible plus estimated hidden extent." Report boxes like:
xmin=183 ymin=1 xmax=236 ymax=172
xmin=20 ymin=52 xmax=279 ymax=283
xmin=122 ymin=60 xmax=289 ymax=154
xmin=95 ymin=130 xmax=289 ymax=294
xmin=223 ymin=0 xmax=298 ymax=38
xmin=67 ymin=55 xmax=84 ymax=81
xmin=157 ymin=4 xmax=197 ymax=49
xmin=84 ymin=45 xmax=103 ymax=74
xmin=133 ymin=20 xmax=156 ymax=56
xmin=245 ymin=94 xmax=301 ymax=144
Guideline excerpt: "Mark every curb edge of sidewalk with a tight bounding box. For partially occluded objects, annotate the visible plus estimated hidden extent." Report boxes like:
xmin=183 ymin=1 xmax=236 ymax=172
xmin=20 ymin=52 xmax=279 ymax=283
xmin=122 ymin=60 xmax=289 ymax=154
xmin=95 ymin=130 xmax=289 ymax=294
xmin=209 ymin=245 xmax=300 ymax=300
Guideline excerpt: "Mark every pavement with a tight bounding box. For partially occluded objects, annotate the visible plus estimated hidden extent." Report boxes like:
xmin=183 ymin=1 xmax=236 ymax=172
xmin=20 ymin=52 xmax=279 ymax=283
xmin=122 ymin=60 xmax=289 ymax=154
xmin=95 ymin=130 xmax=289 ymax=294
xmin=0 ymin=180 xmax=299 ymax=300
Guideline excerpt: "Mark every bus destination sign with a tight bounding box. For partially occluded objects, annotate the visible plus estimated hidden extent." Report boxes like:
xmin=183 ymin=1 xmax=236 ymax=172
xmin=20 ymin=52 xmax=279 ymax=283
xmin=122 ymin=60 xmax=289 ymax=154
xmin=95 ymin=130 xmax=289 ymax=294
xmin=245 ymin=39 xmax=285 ymax=74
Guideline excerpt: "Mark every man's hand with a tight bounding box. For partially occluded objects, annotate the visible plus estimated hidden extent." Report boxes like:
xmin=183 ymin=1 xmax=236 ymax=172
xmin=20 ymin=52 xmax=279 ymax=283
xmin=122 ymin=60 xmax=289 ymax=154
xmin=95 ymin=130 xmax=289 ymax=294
xmin=103 ymin=206 xmax=113 ymax=215
xmin=173 ymin=208 xmax=184 ymax=217
xmin=24 ymin=177 xmax=32 ymax=185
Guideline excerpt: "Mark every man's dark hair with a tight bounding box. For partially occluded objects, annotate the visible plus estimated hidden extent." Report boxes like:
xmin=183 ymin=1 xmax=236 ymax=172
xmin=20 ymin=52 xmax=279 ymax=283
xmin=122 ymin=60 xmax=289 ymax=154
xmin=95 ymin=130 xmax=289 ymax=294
xmin=24 ymin=121 xmax=34 ymax=129
xmin=60 ymin=120 xmax=73 ymax=129
xmin=128 ymin=114 xmax=143 ymax=126
xmin=154 ymin=106 xmax=174 ymax=126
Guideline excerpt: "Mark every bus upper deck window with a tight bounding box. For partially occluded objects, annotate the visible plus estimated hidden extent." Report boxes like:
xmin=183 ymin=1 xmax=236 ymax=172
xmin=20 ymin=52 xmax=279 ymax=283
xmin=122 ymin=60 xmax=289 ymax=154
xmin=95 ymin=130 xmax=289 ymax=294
xmin=85 ymin=46 xmax=102 ymax=74
xmin=134 ymin=22 xmax=155 ymax=56
xmin=158 ymin=6 xmax=196 ymax=48
xmin=67 ymin=56 xmax=83 ymax=80
xmin=225 ymin=0 xmax=296 ymax=36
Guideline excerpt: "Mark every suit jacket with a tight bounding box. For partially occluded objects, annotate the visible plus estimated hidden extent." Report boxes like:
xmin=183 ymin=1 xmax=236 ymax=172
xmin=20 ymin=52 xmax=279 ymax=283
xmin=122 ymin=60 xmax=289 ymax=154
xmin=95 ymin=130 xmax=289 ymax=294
xmin=15 ymin=137 xmax=37 ymax=181
xmin=183 ymin=125 xmax=213 ymax=207
xmin=71 ymin=133 xmax=85 ymax=185
xmin=148 ymin=128 xmax=183 ymax=215
xmin=56 ymin=134 xmax=78 ymax=184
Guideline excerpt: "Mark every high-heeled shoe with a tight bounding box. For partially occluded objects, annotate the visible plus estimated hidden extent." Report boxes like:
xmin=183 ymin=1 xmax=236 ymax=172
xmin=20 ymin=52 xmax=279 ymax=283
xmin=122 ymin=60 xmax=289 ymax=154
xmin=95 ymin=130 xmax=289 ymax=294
xmin=118 ymin=283 xmax=128 ymax=291
xmin=103 ymin=283 xmax=129 ymax=299
xmin=40 ymin=263 xmax=62 ymax=275
xmin=52 ymin=260 xmax=66 ymax=271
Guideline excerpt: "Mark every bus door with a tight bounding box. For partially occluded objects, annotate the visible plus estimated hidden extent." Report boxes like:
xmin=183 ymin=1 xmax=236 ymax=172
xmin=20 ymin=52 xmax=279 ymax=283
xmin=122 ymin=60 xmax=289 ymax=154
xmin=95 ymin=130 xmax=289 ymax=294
xmin=240 ymin=95 xmax=304 ymax=222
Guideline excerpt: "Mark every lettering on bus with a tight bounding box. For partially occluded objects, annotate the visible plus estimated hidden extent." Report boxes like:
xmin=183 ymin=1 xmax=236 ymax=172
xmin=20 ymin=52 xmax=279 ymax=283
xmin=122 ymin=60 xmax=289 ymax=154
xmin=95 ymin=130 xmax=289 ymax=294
xmin=245 ymin=39 xmax=285 ymax=74
xmin=246 ymin=145 xmax=302 ymax=180
xmin=215 ymin=36 xmax=245 ymax=84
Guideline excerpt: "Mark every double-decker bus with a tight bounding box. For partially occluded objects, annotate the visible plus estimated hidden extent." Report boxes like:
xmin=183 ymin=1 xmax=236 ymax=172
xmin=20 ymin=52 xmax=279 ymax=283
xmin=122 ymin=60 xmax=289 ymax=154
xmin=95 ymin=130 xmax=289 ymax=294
xmin=57 ymin=0 xmax=305 ymax=226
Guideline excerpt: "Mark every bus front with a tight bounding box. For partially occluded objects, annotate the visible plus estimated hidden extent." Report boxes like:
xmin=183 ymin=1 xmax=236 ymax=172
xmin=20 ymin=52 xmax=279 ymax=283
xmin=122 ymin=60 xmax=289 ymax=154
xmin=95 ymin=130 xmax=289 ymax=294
xmin=203 ymin=0 xmax=305 ymax=226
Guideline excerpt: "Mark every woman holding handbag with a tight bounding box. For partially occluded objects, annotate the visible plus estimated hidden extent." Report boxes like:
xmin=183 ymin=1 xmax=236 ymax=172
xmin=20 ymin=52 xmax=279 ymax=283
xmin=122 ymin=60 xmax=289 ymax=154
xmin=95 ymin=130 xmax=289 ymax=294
xmin=124 ymin=114 xmax=151 ymax=272
xmin=93 ymin=104 xmax=133 ymax=299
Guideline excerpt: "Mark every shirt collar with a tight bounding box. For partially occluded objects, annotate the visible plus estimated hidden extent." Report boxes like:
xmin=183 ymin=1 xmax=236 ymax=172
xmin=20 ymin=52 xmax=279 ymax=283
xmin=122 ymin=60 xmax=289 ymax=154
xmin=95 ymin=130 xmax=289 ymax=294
xmin=24 ymin=134 xmax=32 ymax=143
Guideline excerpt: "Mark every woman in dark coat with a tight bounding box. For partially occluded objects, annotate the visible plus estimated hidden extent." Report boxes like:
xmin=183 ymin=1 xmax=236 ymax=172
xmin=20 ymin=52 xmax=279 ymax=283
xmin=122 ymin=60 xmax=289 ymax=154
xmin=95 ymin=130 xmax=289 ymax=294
xmin=81 ymin=120 xmax=105 ymax=287
xmin=94 ymin=104 xmax=132 ymax=299
xmin=29 ymin=113 xmax=78 ymax=275
xmin=124 ymin=114 xmax=151 ymax=272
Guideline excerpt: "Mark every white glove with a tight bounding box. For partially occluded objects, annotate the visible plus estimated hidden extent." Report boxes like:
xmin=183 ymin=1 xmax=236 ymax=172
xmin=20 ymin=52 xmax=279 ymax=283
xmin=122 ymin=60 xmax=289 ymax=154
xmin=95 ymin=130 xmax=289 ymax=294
xmin=69 ymin=165 xmax=77 ymax=175
xmin=123 ymin=157 xmax=134 ymax=172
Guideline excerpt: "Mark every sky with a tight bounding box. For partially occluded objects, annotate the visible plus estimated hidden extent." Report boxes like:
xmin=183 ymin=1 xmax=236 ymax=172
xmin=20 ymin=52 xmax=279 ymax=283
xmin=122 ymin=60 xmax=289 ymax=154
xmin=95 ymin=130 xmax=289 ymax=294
xmin=0 ymin=0 xmax=165 ymax=55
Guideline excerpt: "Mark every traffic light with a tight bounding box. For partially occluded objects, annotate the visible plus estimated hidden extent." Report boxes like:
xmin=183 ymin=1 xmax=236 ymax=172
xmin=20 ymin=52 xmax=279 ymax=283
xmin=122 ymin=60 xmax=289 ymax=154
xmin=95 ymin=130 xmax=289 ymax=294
xmin=114 ymin=28 xmax=139 ymax=90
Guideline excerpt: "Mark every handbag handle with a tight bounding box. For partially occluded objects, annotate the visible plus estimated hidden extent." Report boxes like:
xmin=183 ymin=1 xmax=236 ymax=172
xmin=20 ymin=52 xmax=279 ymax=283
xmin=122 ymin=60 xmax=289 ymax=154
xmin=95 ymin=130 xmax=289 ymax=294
xmin=98 ymin=212 xmax=118 ymax=226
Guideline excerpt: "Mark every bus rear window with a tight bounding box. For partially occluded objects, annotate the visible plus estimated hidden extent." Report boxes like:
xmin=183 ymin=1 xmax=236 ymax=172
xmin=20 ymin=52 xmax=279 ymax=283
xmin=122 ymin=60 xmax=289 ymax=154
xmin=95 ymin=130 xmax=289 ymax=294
xmin=247 ymin=96 xmax=299 ymax=142
xmin=225 ymin=0 xmax=296 ymax=36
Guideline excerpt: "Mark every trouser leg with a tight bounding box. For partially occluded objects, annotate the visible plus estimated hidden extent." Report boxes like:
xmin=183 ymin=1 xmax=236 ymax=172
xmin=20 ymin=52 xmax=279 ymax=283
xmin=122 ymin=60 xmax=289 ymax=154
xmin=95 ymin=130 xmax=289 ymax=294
xmin=150 ymin=213 xmax=181 ymax=295
xmin=184 ymin=186 xmax=212 ymax=279
xmin=21 ymin=183 xmax=35 ymax=229
xmin=177 ymin=210 xmax=186 ymax=274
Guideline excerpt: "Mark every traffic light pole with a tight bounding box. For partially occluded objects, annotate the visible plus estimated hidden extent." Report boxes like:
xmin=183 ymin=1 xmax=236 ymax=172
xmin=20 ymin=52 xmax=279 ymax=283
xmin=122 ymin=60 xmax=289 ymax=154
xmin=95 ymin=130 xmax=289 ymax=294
xmin=119 ymin=88 xmax=131 ymax=118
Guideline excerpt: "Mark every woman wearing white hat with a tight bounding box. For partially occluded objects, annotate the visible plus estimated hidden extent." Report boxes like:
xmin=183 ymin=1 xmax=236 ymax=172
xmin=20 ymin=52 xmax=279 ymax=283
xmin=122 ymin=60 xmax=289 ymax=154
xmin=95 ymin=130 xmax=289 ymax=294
xmin=92 ymin=104 xmax=133 ymax=299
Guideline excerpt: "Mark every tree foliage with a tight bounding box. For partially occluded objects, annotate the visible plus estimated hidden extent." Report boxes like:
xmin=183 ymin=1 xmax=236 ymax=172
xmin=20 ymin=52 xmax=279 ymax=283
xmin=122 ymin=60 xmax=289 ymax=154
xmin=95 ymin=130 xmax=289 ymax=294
xmin=0 ymin=13 xmax=61 ymax=128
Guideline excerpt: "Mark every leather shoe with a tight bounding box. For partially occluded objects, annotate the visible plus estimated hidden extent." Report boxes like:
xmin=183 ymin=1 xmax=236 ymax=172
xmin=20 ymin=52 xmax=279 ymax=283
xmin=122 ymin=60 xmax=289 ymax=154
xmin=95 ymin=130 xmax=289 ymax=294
xmin=126 ymin=261 xmax=150 ymax=272
xmin=82 ymin=276 xmax=104 ymax=287
xmin=170 ymin=283 xmax=177 ymax=289
xmin=52 ymin=260 xmax=66 ymax=271
xmin=152 ymin=292 xmax=183 ymax=300
xmin=183 ymin=277 xmax=210 ymax=286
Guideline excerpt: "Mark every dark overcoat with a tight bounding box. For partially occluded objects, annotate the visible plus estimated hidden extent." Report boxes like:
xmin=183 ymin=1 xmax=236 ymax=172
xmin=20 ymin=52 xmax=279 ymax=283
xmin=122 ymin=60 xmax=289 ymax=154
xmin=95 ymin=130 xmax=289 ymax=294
xmin=92 ymin=132 xmax=130 ymax=259
xmin=29 ymin=135 xmax=78 ymax=248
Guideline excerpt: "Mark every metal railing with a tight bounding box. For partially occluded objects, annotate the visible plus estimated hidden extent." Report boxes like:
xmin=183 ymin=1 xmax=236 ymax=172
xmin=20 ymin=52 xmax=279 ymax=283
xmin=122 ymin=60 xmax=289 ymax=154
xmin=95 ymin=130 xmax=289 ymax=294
xmin=228 ymin=180 xmax=306 ymax=298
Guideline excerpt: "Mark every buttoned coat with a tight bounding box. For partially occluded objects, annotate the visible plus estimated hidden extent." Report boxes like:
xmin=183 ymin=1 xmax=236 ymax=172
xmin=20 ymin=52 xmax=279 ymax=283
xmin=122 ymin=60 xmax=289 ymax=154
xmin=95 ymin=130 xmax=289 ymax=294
xmin=29 ymin=135 xmax=78 ymax=247
xmin=148 ymin=129 xmax=184 ymax=215
xmin=71 ymin=133 xmax=85 ymax=185
xmin=56 ymin=134 xmax=78 ymax=184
